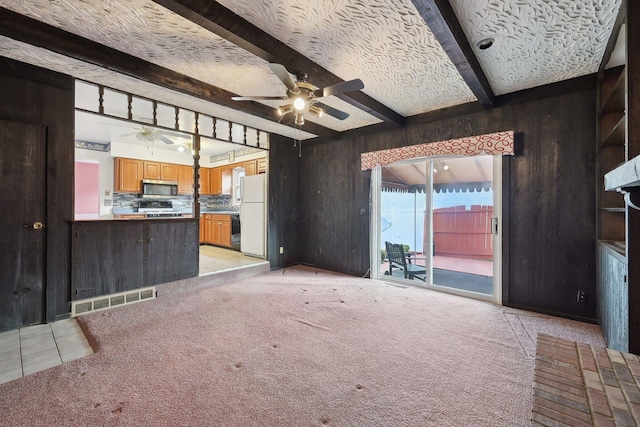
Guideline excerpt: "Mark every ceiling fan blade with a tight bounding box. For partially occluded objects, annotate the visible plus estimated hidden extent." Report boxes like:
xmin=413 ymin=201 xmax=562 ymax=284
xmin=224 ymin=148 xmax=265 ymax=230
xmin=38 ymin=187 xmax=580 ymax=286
xmin=159 ymin=130 xmax=191 ymax=139
xmin=268 ymin=63 xmax=299 ymax=93
xmin=118 ymin=132 xmax=138 ymax=137
xmin=232 ymin=95 xmax=289 ymax=101
xmin=314 ymin=79 xmax=364 ymax=98
xmin=157 ymin=134 xmax=175 ymax=145
xmin=314 ymin=102 xmax=350 ymax=120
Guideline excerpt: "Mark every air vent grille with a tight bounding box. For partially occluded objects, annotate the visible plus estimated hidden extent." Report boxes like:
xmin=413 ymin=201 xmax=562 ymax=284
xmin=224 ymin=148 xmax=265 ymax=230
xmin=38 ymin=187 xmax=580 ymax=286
xmin=71 ymin=287 xmax=156 ymax=317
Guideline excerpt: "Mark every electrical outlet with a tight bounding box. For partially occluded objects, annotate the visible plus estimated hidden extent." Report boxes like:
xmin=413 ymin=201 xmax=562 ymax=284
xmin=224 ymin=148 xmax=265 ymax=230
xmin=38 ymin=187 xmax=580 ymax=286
xmin=279 ymin=246 xmax=284 ymax=254
xmin=577 ymin=291 xmax=587 ymax=303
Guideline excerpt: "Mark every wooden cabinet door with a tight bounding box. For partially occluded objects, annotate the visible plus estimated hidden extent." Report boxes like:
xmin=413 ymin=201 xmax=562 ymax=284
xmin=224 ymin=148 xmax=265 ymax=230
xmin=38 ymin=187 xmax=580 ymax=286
xmin=199 ymin=216 xmax=205 ymax=243
xmin=143 ymin=161 xmax=161 ymax=179
xmin=161 ymin=163 xmax=178 ymax=181
xmin=144 ymin=221 xmax=199 ymax=286
xmin=221 ymin=167 xmax=233 ymax=195
xmin=115 ymin=158 xmax=143 ymax=192
xmin=210 ymin=167 xmax=222 ymax=195
xmin=258 ymin=159 xmax=267 ymax=174
xmin=178 ymin=165 xmax=193 ymax=194
xmin=205 ymin=215 xmax=214 ymax=244
xmin=199 ymin=168 xmax=211 ymax=195
xmin=220 ymin=219 xmax=232 ymax=247
xmin=72 ymin=222 xmax=144 ymax=299
xmin=244 ymin=160 xmax=257 ymax=176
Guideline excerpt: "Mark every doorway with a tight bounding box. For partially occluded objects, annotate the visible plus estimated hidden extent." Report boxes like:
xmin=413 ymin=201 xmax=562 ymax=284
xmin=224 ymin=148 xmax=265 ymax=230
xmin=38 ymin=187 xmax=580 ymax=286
xmin=0 ymin=119 xmax=47 ymax=331
xmin=373 ymin=155 xmax=502 ymax=303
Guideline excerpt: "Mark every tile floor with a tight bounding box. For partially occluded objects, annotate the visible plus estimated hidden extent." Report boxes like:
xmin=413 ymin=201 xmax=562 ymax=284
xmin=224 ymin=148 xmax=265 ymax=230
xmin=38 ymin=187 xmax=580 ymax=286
xmin=0 ymin=318 xmax=93 ymax=386
xmin=199 ymin=245 xmax=266 ymax=275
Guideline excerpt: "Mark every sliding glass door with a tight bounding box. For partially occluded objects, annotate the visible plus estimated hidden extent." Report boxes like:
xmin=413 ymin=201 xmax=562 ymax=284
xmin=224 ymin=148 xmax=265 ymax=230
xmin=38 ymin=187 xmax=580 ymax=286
xmin=373 ymin=155 xmax=501 ymax=303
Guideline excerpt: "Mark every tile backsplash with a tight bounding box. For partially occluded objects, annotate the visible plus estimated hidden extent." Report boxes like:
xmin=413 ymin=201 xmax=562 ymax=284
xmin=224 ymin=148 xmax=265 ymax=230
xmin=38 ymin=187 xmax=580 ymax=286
xmin=112 ymin=193 xmax=232 ymax=211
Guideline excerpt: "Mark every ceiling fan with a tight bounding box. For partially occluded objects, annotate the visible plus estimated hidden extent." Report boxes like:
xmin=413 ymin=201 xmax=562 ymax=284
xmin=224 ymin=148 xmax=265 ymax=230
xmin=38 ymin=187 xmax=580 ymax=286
xmin=232 ymin=63 xmax=364 ymax=125
xmin=117 ymin=125 xmax=192 ymax=145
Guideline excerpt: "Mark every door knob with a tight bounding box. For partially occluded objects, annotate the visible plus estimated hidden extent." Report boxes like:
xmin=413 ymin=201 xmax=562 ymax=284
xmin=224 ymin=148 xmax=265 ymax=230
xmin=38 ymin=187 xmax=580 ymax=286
xmin=28 ymin=221 xmax=44 ymax=230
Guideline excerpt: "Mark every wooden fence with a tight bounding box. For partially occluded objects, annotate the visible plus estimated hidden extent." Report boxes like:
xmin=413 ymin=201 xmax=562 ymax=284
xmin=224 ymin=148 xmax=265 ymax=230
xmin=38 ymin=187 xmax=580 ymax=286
xmin=427 ymin=205 xmax=493 ymax=259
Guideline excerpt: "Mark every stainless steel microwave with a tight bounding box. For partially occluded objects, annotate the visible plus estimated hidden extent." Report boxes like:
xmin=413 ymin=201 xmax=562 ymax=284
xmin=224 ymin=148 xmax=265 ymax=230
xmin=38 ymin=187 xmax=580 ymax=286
xmin=141 ymin=179 xmax=178 ymax=199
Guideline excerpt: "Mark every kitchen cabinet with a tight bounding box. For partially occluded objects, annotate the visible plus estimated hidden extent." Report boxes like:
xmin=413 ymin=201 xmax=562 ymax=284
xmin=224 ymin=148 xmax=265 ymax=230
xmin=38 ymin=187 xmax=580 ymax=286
xmin=212 ymin=214 xmax=231 ymax=247
xmin=199 ymin=216 xmax=206 ymax=242
xmin=244 ymin=160 xmax=257 ymax=176
xmin=258 ymin=159 xmax=267 ymax=174
xmin=177 ymin=165 xmax=193 ymax=194
xmin=199 ymin=168 xmax=211 ymax=195
xmin=210 ymin=167 xmax=221 ymax=195
xmin=200 ymin=213 xmax=231 ymax=247
xmin=221 ymin=167 xmax=233 ymax=195
xmin=115 ymin=158 xmax=184 ymax=194
xmin=143 ymin=161 xmax=178 ymax=181
xmin=115 ymin=157 xmax=143 ymax=193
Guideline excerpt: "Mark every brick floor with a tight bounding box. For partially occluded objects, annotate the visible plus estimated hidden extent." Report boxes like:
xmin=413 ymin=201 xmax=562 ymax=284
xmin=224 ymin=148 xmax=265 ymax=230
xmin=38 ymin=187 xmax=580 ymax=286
xmin=532 ymin=334 xmax=640 ymax=426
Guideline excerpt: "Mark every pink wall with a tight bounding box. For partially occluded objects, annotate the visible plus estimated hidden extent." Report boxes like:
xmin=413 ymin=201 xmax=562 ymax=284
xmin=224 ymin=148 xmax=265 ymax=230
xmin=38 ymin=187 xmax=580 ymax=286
xmin=74 ymin=161 xmax=100 ymax=219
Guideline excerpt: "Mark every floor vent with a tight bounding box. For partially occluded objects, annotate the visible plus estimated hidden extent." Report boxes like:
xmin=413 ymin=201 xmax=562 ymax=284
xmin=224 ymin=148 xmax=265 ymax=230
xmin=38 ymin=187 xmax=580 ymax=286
xmin=71 ymin=287 xmax=156 ymax=317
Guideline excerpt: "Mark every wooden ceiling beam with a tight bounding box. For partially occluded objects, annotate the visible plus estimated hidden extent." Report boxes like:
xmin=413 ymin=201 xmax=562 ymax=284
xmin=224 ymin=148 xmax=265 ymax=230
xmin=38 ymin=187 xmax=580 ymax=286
xmin=411 ymin=0 xmax=495 ymax=108
xmin=152 ymin=0 xmax=407 ymax=127
xmin=0 ymin=7 xmax=338 ymax=139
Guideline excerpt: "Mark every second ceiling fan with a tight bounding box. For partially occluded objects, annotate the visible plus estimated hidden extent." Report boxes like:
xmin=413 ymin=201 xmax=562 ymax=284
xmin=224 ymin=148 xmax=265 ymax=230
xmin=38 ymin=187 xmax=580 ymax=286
xmin=232 ymin=63 xmax=364 ymax=125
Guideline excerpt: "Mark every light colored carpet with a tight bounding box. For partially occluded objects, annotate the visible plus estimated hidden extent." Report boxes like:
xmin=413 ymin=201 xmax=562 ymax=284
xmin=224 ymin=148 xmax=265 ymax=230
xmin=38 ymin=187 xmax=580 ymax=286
xmin=0 ymin=266 xmax=604 ymax=426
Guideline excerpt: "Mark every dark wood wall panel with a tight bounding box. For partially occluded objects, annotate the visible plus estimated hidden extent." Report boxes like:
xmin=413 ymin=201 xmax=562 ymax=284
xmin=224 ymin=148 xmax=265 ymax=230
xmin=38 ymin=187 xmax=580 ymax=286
xmin=144 ymin=220 xmax=199 ymax=285
xmin=267 ymin=135 xmax=302 ymax=269
xmin=281 ymin=87 xmax=597 ymax=320
xmin=0 ymin=57 xmax=74 ymax=322
xmin=72 ymin=220 xmax=199 ymax=298
xmin=509 ymin=91 xmax=596 ymax=319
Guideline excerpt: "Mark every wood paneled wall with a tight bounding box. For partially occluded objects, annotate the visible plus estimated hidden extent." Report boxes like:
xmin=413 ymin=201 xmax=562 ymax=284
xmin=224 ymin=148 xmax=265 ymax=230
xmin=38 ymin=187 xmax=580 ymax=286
xmin=267 ymin=135 xmax=302 ymax=269
xmin=269 ymin=85 xmax=597 ymax=320
xmin=0 ymin=57 xmax=74 ymax=322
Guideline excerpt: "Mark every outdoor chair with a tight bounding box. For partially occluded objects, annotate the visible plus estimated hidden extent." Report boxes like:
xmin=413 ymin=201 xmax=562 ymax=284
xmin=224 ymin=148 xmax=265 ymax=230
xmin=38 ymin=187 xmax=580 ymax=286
xmin=385 ymin=241 xmax=426 ymax=281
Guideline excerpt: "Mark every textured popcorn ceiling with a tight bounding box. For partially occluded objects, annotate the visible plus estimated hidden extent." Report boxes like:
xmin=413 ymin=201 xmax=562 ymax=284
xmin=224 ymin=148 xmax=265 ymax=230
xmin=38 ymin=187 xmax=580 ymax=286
xmin=0 ymin=0 xmax=624 ymax=137
xmin=0 ymin=0 xmax=380 ymax=132
xmin=215 ymin=0 xmax=477 ymax=116
xmin=450 ymin=0 xmax=623 ymax=95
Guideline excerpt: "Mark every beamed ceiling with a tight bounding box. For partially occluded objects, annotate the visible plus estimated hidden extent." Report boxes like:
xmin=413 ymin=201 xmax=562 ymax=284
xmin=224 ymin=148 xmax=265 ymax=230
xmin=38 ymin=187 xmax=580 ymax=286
xmin=0 ymin=0 xmax=625 ymax=143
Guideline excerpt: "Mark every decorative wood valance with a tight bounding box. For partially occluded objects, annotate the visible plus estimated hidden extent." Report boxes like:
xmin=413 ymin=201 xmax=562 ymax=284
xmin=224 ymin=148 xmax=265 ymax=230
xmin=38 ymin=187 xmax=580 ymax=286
xmin=360 ymin=130 xmax=514 ymax=170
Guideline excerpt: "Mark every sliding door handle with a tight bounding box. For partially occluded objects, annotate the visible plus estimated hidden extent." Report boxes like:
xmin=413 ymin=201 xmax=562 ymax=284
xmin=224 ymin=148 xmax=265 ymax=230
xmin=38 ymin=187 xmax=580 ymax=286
xmin=491 ymin=217 xmax=499 ymax=235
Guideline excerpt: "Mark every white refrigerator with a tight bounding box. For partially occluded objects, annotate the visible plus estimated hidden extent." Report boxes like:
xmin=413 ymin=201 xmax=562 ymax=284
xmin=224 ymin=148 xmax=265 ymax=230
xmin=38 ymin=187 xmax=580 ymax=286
xmin=240 ymin=174 xmax=267 ymax=258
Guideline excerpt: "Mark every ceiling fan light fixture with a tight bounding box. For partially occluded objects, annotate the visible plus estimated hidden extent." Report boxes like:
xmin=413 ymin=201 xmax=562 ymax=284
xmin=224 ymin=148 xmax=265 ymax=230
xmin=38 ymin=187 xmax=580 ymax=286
xmin=295 ymin=113 xmax=304 ymax=126
xmin=278 ymin=104 xmax=293 ymax=116
xmin=293 ymin=96 xmax=306 ymax=111
xmin=177 ymin=145 xmax=185 ymax=152
xmin=308 ymin=105 xmax=324 ymax=118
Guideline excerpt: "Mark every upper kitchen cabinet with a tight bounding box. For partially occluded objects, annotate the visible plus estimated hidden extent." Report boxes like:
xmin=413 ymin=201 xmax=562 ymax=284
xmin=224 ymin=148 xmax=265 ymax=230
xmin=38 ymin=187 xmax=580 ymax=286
xmin=221 ymin=166 xmax=233 ymax=195
xmin=210 ymin=167 xmax=221 ymax=195
xmin=144 ymin=161 xmax=178 ymax=181
xmin=115 ymin=157 xmax=143 ymax=193
xmin=200 ymin=168 xmax=211 ymax=195
xmin=244 ymin=160 xmax=257 ymax=176
xmin=177 ymin=165 xmax=193 ymax=194
xmin=258 ymin=159 xmax=267 ymax=174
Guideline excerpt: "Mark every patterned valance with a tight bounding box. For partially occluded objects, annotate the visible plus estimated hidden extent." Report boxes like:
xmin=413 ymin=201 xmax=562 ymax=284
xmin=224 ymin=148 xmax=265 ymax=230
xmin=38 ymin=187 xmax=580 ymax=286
xmin=361 ymin=131 xmax=514 ymax=170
